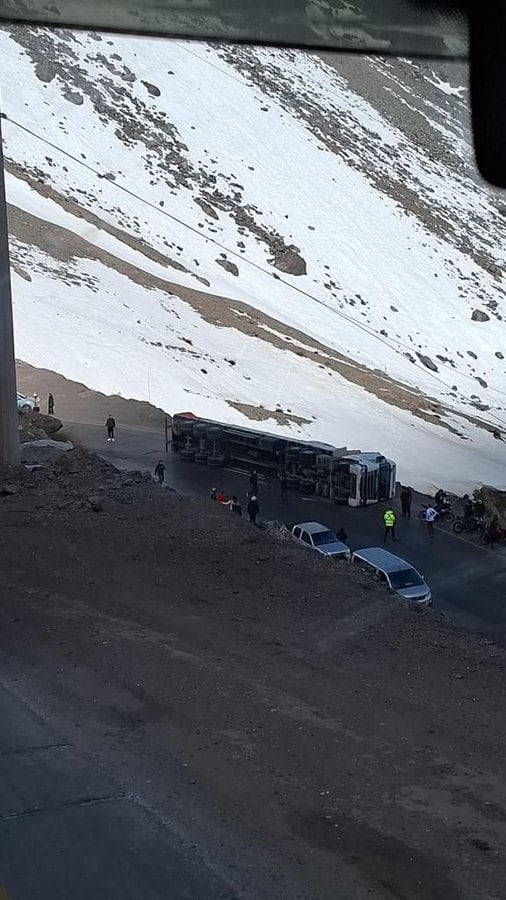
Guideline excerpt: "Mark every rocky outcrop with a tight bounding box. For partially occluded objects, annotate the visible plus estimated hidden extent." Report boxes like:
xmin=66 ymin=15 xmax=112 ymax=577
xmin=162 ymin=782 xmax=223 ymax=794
xmin=471 ymin=309 xmax=490 ymax=322
xmin=20 ymin=439 xmax=74 ymax=465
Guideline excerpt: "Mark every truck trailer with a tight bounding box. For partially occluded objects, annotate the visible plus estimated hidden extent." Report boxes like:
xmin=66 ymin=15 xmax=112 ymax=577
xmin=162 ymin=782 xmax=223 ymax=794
xmin=171 ymin=411 xmax=396 ymax=507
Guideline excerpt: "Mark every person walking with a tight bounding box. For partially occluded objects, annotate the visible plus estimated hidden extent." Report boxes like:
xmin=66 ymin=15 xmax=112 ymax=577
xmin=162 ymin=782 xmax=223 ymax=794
xmin=247 ymin=495 xmax=259 ymax=525
xmin=249 ymin=469 xmax=258 ymax=497
xmin=105 ymin=414 xmax=116 ymax=442
xmin=47 ymin=393 xmax=55 ymax=416
xmin=279 ymin=472 xmax=288 ymax=503
xmin=383 ymin=507 xmax=396 ymax=542
xmin=154 ymin=460 xmax=166 ymax=484
xmin=425 ymin=505 xmax=437 ymax=537
xmin=400 ymin=486 xmax=412 ymax=519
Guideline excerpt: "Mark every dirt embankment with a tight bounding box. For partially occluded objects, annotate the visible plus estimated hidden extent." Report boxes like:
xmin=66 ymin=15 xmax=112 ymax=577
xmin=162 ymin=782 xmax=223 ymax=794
xmin=16 ymin=360 xmax=167 ymax=427
xmin=0 ymin=448 xmax=505 ymax=899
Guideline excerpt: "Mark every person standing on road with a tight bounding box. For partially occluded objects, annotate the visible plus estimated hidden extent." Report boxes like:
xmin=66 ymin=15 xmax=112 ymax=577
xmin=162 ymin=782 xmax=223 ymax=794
xmin=249 ymin=469 xmax=258 ymax=498
xmin=47 ymin=393 xmax=55 ymax=416
xmin=279 ymin=472 xmax=288 ymax=503
xmin=33 ymin=393 xmax=40 ymax=413
xmin=210 ymin=487 xmax=217 ymax=502
xmin=383 ymin=507 xmax=396 ymax=542
xmin=154 ymin=460 xmax=166 ymax=484
xmin=425 ymin=505 xmax=437 ymax=538
xmin=486 ymin=516 xmax=501 ymax=548
xmin=247 ymin=495 xmax=259 ymax=525
xmin=400 ymin=486 xmax=412 ymax=519
xmin=106 ymin=415 xmax=116 ymax=442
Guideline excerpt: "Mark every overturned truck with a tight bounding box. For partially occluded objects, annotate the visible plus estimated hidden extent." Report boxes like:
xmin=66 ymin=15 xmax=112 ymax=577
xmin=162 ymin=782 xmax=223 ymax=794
xmin=171 ymin=412 xmax=396 ymax=507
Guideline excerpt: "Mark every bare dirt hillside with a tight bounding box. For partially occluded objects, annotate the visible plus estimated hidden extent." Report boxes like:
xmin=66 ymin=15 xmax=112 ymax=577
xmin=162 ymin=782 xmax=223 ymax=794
xmin=0 ymin=448 xmax=504 ymax=898
xmin=17 ymin=360 xmax=167 ymax=427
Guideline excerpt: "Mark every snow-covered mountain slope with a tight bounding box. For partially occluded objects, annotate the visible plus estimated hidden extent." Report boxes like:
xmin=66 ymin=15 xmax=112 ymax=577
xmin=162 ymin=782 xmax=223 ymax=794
xmin=1 ymin=25 xmax=505 ymax=493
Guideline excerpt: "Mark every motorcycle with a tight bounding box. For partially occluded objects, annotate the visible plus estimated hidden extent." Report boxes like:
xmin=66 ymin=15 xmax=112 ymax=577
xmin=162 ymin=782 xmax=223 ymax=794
xmin=453 ymin=515 xmax=486 ymax=535
xmin=418 ymin=503 xmax=455 ymax=525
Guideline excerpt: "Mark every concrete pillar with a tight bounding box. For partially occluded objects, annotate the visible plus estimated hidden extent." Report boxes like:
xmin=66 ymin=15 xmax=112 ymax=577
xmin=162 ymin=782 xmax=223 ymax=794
xmin=0 ymin=112 xmax=20 ymax=466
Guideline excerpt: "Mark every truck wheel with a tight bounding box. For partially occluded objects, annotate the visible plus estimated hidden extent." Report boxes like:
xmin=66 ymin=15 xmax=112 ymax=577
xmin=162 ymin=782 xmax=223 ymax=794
xmin=208 ymin=455 xmax=225 ymax=468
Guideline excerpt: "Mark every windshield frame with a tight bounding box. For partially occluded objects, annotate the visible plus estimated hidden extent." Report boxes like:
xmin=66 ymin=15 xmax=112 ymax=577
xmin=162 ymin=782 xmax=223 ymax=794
xmin=312 ymin=529 xmax=338 ymax=547
xmin=387 ymin=569 xmax=424 ymax=590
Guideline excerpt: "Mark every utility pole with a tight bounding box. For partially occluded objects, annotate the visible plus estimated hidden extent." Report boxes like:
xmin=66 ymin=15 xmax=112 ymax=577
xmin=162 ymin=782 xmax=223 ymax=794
xmin=0 ymin=111 xmax=20 ymax=466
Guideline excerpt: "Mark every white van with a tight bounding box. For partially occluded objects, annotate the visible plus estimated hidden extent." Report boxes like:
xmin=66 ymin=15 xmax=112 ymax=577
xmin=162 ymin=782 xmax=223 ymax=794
xmin=351 ymin=546 xmax=432 ymax=607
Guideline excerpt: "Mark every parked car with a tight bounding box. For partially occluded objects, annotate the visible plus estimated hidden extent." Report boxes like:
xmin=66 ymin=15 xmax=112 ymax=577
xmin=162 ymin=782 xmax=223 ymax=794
xmin=17 ymin=392 xmax=34 ymax=412
xmin=291 ymin=521 xmax=351 ymax=559
xmin=351 ymin=546 xmax=432 ymax=606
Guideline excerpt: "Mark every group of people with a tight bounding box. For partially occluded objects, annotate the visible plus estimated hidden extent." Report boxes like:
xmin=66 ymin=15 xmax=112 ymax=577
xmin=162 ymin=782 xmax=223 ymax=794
xmin=32 ymin=393 xmax=55 ymax=415
xmin=385 ymin=486 xmax=503 ymax=546
xmin=211 ymin=485 xmax=260 ymax=524
xmin=384 ymin=487 xmax=440 ymax=541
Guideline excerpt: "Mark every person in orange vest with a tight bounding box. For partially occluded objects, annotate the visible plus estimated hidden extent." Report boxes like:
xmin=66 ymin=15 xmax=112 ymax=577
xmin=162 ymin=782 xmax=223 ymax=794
xmin=383 ymin=507 xmax=396 ymax=542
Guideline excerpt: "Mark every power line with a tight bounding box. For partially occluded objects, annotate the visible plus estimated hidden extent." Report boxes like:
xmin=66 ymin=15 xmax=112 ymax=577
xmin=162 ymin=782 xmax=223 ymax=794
xmin=3 ymin=111 xmax=505 ymax=429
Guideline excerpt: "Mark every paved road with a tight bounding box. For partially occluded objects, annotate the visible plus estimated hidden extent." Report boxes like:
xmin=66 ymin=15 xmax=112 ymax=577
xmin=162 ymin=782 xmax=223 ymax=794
xmin=72 ymin=422 xmax=506 ymax=644
xmin=0 ymin=679 xmax=233 ymax=900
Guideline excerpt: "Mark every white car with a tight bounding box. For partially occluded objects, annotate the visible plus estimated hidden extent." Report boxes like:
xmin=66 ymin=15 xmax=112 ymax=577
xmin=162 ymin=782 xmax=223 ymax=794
xmin=351 ymin=547 xmax=432 ymax=606
xmin=291 ymin=521 xmax=351 ymax=559
xmin=17 ymin=392 xmax=34 ymax=412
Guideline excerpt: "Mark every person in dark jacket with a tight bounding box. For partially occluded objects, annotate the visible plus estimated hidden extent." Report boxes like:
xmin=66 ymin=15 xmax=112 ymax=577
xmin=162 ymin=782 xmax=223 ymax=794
xmin=154 ymin=460 xmax=165 ymax=484
xmin=473 ymin=497 xmax=486 ymax=519
xmin=400 ymin=486 xmax=412 ymax=519
xmin=47 ymin=393 xmax=55 ymax=416
xmin=336 ymin=527 xmax=348 ymax=543
xmin=247 ymin=495 xmax=259 ymax=525
xmin=210 ymin=487 xmax=217 ymax=502
xmin=249 ymin=470 xmax=258 ymax=497
xmin=463 ymin=495 xmax=474 ymax=519
xmin=486 ymin=516 xmax=501 ymax=548
xmin=106 ymin=415 xmax=116 ymax=441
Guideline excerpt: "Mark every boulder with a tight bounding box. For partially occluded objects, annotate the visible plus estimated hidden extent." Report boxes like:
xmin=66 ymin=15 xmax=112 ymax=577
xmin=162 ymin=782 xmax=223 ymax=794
xmin=270 ymin=247 xmax=307 ymax=276
xmin=20 ymin=439 xmax=74 ymax=465
xmin=1 ymin=482 xmax=19 ymax=496
xmin=416 ymin=353 xmax=438 ymax=372
xmin=471 ymin=309 xmax=490 ymax=322
xmin=216 ymin=257 xmax=239 ymax=277
xmin=19 ymin=411 xmax=63 ymax=435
